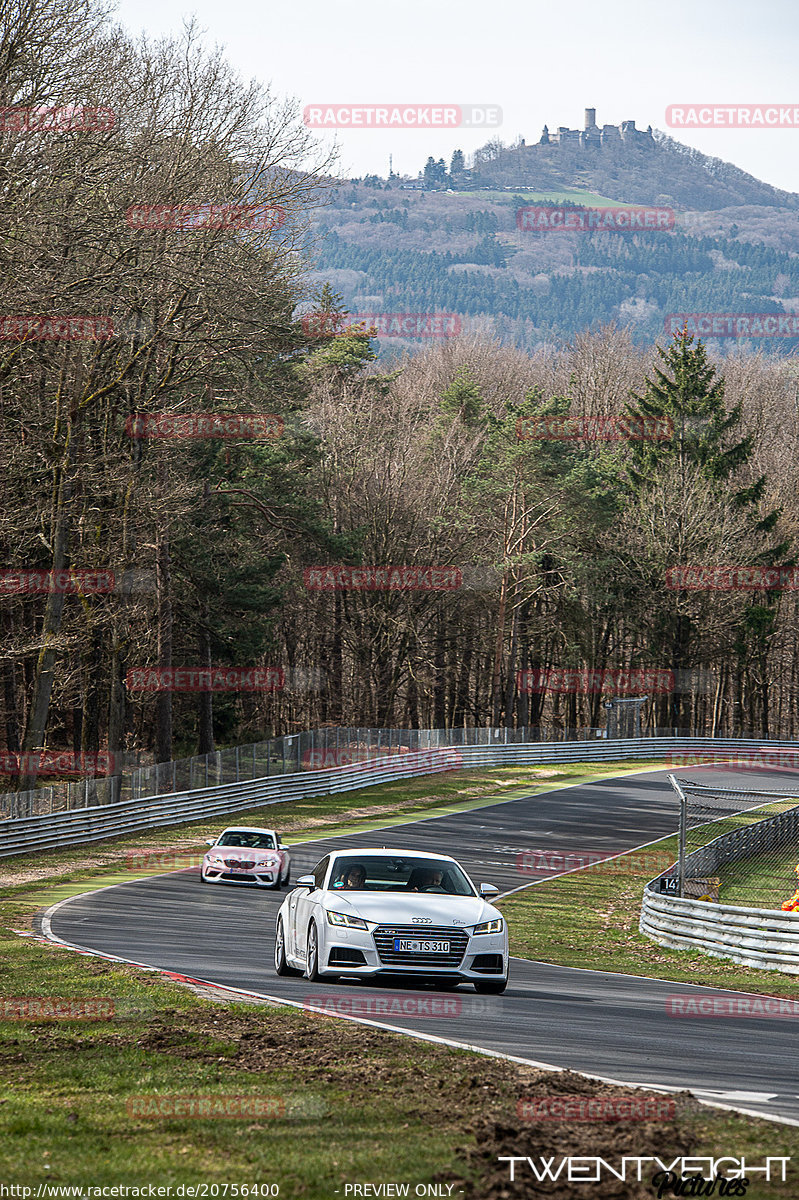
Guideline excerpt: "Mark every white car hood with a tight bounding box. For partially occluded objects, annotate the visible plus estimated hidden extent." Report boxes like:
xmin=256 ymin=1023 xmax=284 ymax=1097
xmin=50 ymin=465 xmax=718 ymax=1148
xmin=323 ymin=891 xmax=500 ymax=926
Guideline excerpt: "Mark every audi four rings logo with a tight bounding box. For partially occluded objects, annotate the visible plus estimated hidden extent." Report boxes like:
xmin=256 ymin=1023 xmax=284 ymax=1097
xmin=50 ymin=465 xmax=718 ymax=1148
xmin=412 ymin=918 xmax=433 ymax=923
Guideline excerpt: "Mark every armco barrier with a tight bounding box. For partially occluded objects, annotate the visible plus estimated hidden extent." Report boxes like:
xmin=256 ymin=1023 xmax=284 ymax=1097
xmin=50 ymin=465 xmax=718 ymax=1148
xmin=640 ymin=890 xmax=799 ymax=974
xmin=641 ymin=783 xmax=799 ymax=973
xmin=3 ymin=735 xmax=799 ymax=859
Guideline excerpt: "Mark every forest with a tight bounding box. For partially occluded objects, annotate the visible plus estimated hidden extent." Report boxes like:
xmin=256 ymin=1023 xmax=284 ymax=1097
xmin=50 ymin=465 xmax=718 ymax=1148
xmin=3 ymin=0 xmax=799 ymax=797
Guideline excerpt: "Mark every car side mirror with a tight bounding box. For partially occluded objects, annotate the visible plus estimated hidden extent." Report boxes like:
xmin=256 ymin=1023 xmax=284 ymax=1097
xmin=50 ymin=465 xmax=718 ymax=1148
xmin=480 ymin=883 xmax=499 ymax=898
xmin=296 ymin=874 xmax=316 ymax=890
xmin=205 ymin=839 xmax=216 ymax=847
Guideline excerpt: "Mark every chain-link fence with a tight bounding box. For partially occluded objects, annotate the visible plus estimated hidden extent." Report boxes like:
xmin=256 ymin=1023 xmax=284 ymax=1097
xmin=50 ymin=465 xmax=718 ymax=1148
xmin=1 ymin=724 xmax=615 ymax=820
xmin=668 ymin=775 xmax=799 ymax=909
xmin=0 ymin=722 xmax=772 ymax=822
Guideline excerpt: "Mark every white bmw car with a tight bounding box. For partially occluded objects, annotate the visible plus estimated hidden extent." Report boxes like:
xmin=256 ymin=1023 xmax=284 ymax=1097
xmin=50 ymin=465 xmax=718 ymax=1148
xmin=274 ymin=848 xmax=508 ymax=993
xmin=201 ymin=826 xmax=290 ymax=888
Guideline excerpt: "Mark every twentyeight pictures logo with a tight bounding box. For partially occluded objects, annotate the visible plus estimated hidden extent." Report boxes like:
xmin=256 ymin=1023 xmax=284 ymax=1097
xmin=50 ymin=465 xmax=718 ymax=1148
xmin=303 ymin=104 xmax=501 ymax=128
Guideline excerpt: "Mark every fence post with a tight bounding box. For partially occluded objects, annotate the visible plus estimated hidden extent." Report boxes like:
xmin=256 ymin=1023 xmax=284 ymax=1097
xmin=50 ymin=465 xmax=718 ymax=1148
xmin=669 ymin=774 xmax=687 ymax=898
xmin=235 ymin=746 xmax=240 ymax=783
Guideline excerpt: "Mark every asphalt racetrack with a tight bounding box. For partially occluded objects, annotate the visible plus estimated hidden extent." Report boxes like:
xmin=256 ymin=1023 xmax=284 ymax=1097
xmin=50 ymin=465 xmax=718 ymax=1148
xmin=45 ymin=765 xmax=799 ymax=1124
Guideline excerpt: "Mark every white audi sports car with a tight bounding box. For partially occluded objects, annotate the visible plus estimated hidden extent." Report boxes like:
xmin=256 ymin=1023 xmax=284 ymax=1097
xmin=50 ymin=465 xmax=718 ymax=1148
xmin=201 ymin=826 xmax=290 ymax=888
xmin=274 ymin=848 xmax=508 ymax=992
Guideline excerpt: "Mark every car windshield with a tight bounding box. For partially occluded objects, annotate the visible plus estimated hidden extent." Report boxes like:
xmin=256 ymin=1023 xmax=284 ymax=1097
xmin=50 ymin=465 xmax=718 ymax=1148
xmin=217 ymin=831 xmax=276 ymax=849
xmin=329 ymin=855 xmax=475 ymax=896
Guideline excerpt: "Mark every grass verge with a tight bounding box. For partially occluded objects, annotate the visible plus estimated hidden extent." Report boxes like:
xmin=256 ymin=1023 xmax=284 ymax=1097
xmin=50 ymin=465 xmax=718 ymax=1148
xmin=0 ymin=760 xmax=665 ymax=894
xmin=1 ymin=885 xmax=798 ymax=1198
xmin=500 ymin=831 xmax=799 ymax=996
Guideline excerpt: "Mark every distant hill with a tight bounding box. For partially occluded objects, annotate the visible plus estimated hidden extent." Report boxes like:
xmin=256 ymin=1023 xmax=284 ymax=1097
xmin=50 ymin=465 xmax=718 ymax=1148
xmin=460 ymin=128 xmax=799 ymax=212
xmin=306 ymin=130 xmax=799 ymax=355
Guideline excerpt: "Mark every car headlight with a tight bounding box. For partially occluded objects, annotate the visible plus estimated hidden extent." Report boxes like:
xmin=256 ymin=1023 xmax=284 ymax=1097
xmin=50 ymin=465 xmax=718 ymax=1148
xmin=326 ymin=911 xmax=368 ymax=929
xmin=473 ymin=918 xmax=504 ymax=935
xmin=207 ymin=854 xmax=223 ymax=864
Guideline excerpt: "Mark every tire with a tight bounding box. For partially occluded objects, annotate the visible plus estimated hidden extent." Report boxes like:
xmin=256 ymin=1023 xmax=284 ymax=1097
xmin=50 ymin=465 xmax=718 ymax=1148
xmin=281 ymin=868 xmax=291 ymax=889
xmin=274 ymin=917 xmax=300 ymax=977
xmin=305 ymin=922 xmax=338 ymax=983
xmin=474 ymin=977 xmax=508 ymax=995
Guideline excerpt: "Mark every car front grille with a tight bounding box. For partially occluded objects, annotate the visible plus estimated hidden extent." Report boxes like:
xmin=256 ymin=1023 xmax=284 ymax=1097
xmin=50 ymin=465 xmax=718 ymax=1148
xmin=373 ymin=925 xmax=468 ymax=968
xmin=220 ymin=871 xmax=257 ymax=881
xmin=223 ymin=858 xmax=256 ymax=870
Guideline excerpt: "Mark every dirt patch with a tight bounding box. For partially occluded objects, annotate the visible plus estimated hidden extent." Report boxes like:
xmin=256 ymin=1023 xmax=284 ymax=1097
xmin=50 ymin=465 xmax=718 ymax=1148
xmin=102 ymin=1008 xmax=696 ymax=1196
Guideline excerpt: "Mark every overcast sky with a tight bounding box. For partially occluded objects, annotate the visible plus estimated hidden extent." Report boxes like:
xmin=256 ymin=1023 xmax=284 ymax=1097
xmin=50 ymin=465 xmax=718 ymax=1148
xmin=115 ymin=0 xmax=799 ymax=195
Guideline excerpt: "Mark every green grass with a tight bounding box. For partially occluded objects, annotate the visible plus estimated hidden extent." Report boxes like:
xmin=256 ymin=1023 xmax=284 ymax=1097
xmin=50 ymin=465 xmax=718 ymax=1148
xmin=680 ymin=796 xmax=799 ymax=910
xmin=453 ymin=186 xmax=625 ymax=206
xmin=718 ymin=842 xmax=799 ymax=909
xmin=0 ymin=883 xmax=796 ymax=1197
xmin=0 ymin=760 xmax=667 ymax=893
xmin=4 ymin=761 xmax=799 ymax=1194
xmin=501 ymin=833 xmax=799 ymax=995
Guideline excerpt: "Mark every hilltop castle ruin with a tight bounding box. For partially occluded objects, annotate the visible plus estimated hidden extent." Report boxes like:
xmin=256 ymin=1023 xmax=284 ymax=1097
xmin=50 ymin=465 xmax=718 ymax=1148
xmin=536 ymin=108 xmax=654 ymax=148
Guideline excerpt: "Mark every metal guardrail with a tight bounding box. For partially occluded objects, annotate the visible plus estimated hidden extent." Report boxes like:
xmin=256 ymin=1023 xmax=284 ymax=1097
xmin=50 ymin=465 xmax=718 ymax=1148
xmin=641 ymin=781 xmax=799 ymax=973
xmin=3 ymin=734 xmax=799 ymax=859
xmin=640 ymin=892 xmax=799 ymax=974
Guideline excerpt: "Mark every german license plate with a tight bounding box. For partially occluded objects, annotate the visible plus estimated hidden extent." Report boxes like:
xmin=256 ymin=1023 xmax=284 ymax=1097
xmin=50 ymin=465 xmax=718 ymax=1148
xmin=395 ymin=938 xmax=449 ymax=953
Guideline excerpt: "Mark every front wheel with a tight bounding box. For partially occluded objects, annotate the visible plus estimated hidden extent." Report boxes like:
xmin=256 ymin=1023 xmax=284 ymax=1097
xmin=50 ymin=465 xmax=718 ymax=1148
xmin=474 ymin=978 xmax=507 ymax=995
xmin=305 ymin=922 xmax=338 ymax=982
xmin=275 ymin=917 xmax=300 ymax=976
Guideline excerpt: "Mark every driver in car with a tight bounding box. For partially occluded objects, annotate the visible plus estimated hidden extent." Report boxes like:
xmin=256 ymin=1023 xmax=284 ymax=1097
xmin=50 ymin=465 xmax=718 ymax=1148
xmin=407 ymin=868 xmax=446 ymax=892
xmin=340 ymin=864 xmax=367 ymax=889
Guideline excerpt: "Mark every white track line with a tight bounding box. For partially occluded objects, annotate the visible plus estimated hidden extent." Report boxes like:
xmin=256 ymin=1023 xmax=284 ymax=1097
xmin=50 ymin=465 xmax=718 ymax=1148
xmin=37 ymin=760 xmax=799 ymax=1130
